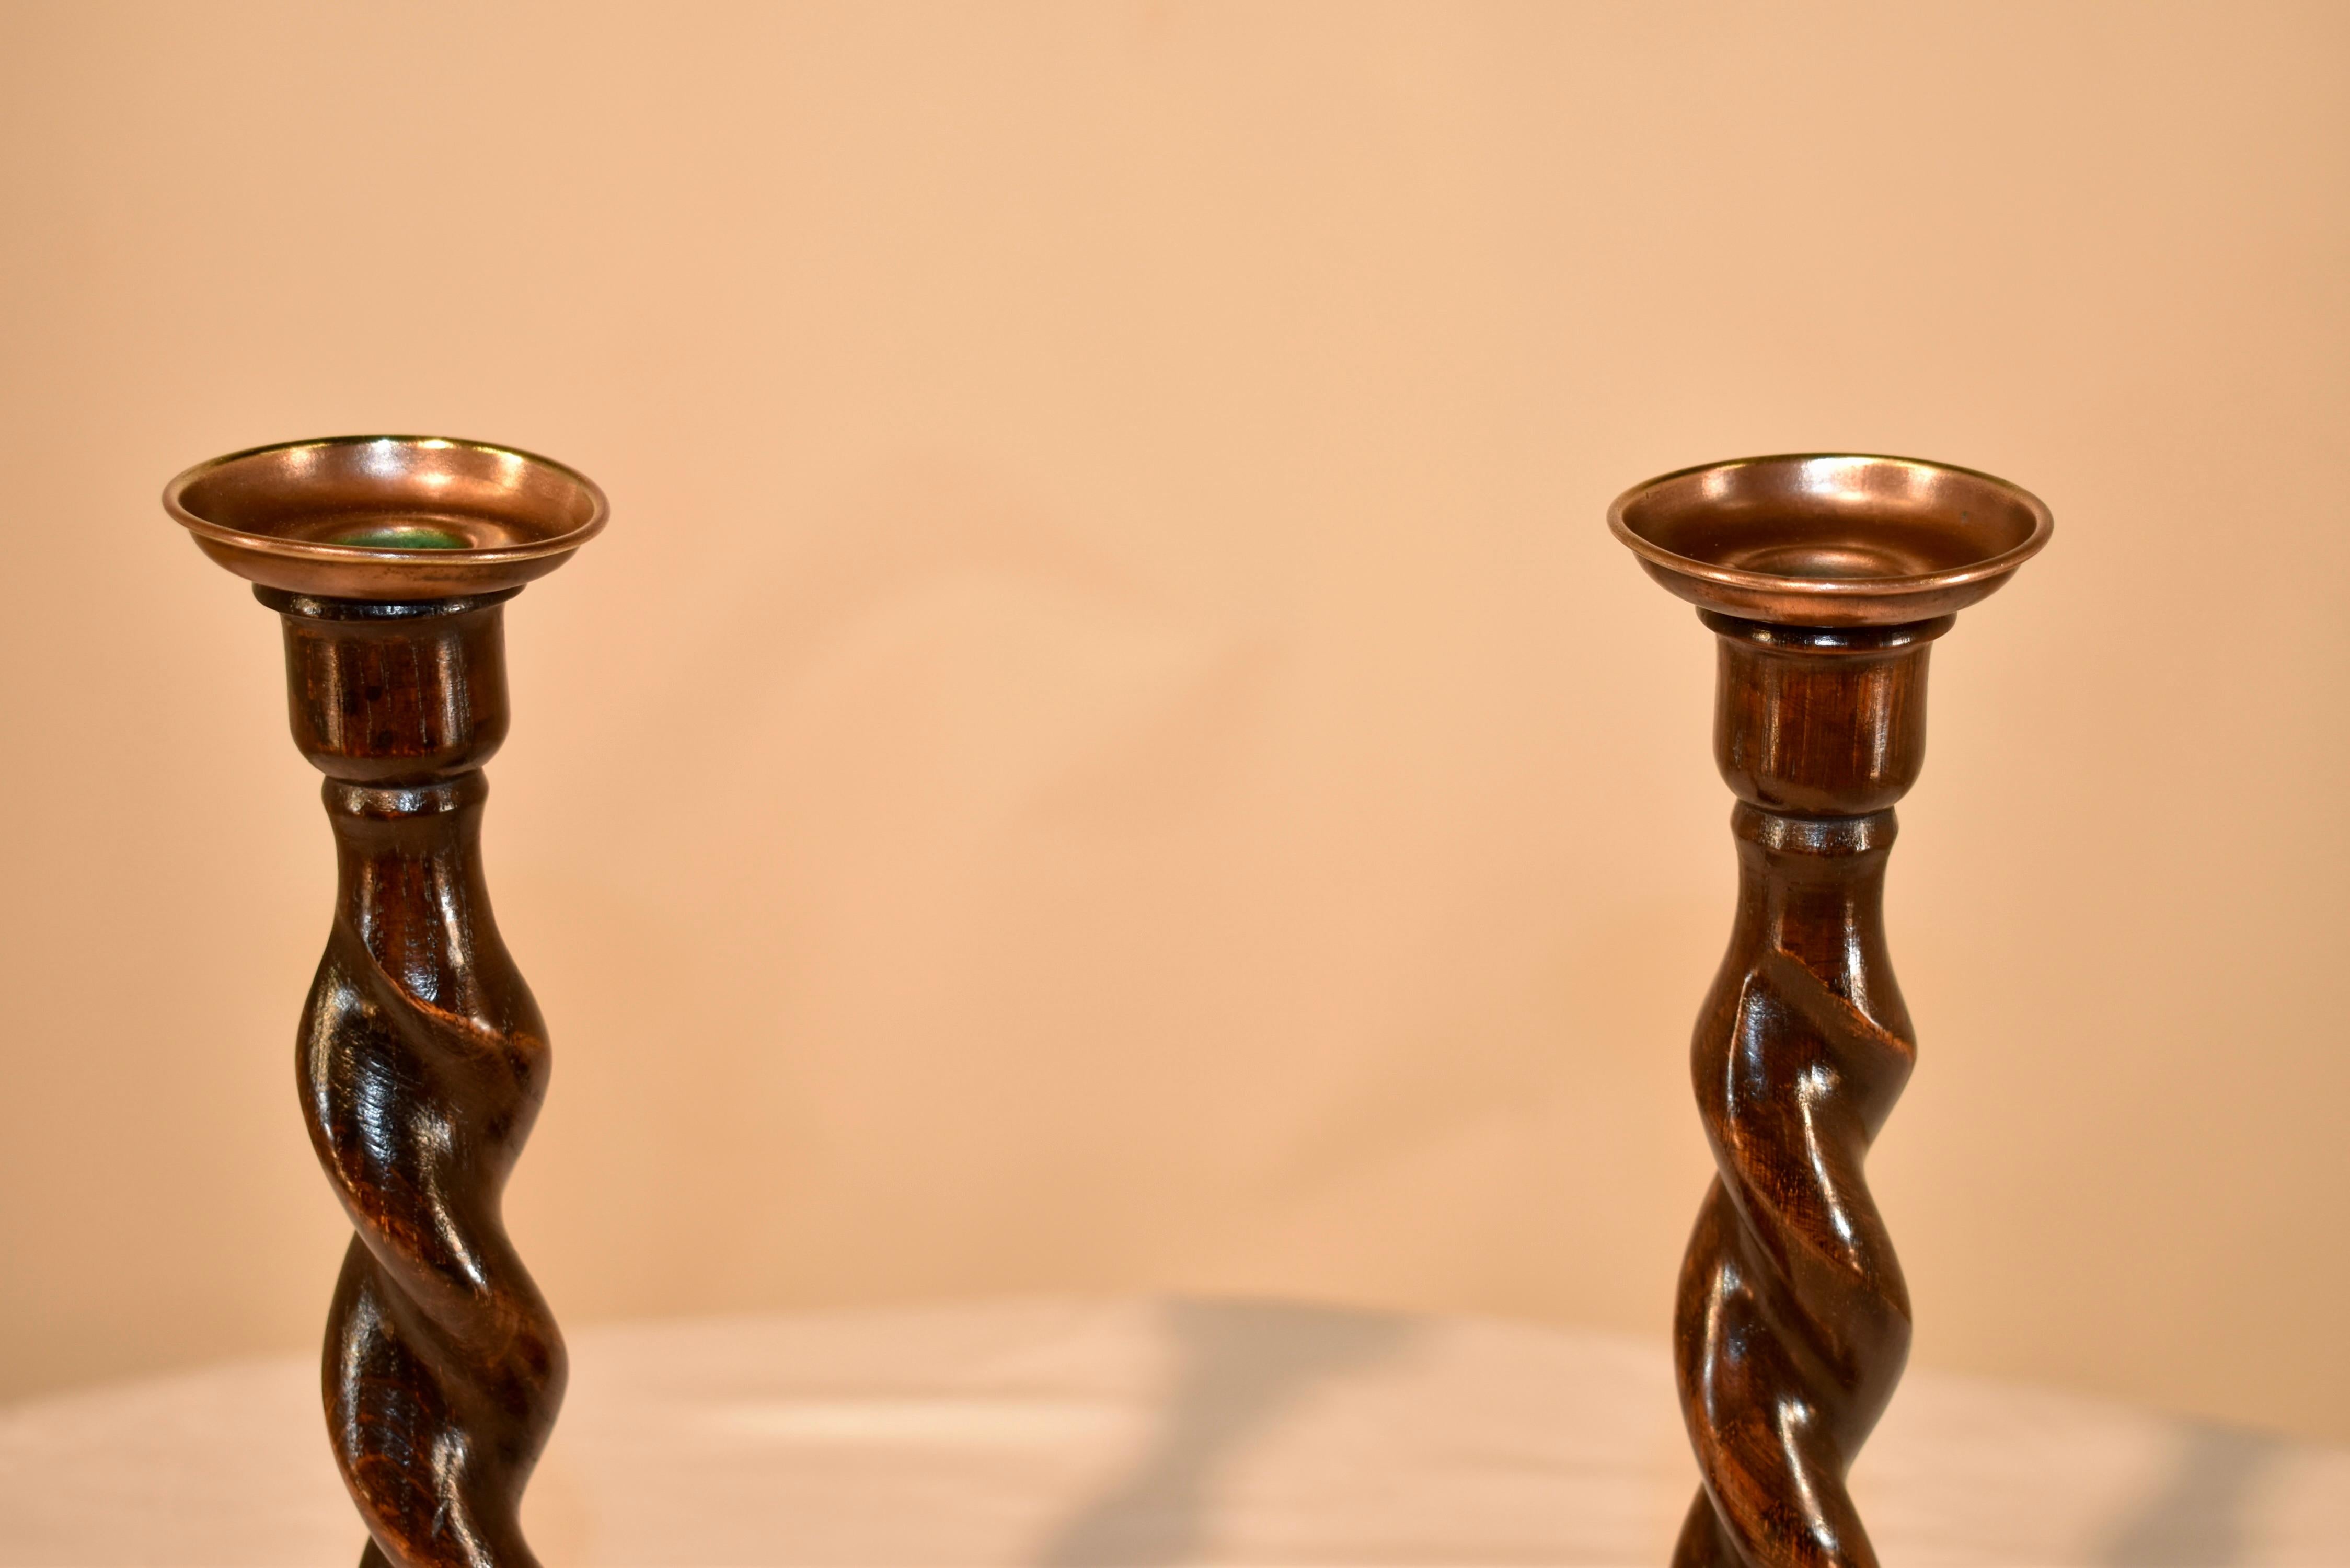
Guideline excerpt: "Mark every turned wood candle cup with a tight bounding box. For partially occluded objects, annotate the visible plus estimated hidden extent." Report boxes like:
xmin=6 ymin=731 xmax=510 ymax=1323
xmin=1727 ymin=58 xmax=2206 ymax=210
xmin=1609 ymin=454 xmax=2050 ymax=1568
xmin=165 ymin=436 xmax=607 ymax=1568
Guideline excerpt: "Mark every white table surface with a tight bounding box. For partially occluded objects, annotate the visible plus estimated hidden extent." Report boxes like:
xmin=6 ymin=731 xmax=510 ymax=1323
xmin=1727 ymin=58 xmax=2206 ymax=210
xmin=2 ymin=1296 xmax=2342 ymax=1566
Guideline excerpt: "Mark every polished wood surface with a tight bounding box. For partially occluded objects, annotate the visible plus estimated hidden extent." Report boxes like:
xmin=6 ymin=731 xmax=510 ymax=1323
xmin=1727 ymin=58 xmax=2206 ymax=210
xmin=266 ymin=588 xmax=564 ymax=1568
xmin=1671 ymin=616 xmax=1936 ymax=1568
xmin=1611 ymin=454 xmax=2049 ymax=1568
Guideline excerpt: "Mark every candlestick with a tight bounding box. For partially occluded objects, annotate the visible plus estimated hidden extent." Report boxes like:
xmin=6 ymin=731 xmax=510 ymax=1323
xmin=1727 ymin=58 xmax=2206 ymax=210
xmin=166 ymin=435 xmax=607 ymax=1568
xmin=1610 ymin=454 xmax=2050 ymax=1568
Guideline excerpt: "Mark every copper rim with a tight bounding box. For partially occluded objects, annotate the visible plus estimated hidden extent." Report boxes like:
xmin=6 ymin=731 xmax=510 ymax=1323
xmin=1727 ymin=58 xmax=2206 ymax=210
xmin=1607 ymin=453 xmax=2052 ymax=627
xmin=164 ymin=434 xmax=609 ymax=601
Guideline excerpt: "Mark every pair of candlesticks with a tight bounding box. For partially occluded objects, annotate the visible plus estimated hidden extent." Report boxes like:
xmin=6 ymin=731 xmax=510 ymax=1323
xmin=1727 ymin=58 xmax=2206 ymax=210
xmin=163 ymin=436 xmax=2050 ymax=1568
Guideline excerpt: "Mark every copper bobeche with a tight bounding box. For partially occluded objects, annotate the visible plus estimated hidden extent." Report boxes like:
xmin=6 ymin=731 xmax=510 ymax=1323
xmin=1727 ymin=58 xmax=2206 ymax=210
xmin=1609 ymin=452 xmax=2052 ymax=627
xmin=164 ymin=434 xmax=608 ymax=601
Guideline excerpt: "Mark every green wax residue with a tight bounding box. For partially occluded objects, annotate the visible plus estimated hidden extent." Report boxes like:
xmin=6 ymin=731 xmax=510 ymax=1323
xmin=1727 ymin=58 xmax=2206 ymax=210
xmin=329 ymin=523 xmax=470 ymax=550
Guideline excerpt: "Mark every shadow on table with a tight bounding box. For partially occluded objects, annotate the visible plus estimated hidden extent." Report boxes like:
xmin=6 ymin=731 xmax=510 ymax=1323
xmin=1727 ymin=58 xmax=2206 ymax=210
xmin=2098 ymin=1422 xmax=2284 ymax=1567
xmin=1035 ymin=1298 xmax=1419 ymax=1567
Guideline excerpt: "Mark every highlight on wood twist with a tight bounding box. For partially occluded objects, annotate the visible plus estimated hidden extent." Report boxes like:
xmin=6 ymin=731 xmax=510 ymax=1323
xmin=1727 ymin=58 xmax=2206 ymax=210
xmin=1672 ymin=798 xmax=1916 ymax=1568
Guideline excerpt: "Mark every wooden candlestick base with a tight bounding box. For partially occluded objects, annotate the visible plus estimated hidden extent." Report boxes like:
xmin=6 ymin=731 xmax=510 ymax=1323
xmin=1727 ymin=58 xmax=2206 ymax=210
xmin=1610 ymin=456 xmax=2051 ymax=1568
xmin=166 ymin=437 xmax=608 ymax=1568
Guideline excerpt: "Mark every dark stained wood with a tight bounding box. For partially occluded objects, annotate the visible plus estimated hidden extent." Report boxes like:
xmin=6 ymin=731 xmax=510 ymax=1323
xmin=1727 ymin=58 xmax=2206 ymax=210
xmin=1670 ymin=614 xmax=1945 ymax=1568
xmin=261 ymin=586 xmax=565 ymax=1568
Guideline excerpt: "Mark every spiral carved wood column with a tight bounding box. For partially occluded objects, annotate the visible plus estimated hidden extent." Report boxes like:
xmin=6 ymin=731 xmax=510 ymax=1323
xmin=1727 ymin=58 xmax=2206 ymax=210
xmin=1672 ymin=615 xmax=1934 ymax=1568
xmin=1608 ymin=455 xmax=2050 ymax=1568
xmin=167 ymin=436 xmax=607 ymax=1568
xmin=282 ymin=590 xmax=562 ymax=1568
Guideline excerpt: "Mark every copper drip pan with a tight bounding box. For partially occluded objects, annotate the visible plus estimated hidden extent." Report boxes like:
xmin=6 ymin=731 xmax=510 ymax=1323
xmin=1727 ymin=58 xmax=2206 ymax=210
xmin=1608 ymin=453 xmax=2052 ymax=627
xmin=164 ymin=434 xmax=608 ymax=601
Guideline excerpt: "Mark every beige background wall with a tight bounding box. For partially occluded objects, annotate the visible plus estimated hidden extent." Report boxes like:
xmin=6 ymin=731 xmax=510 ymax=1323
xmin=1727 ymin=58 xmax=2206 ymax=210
xmin=2 ymin=2 xmax=2344 ymax=1442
